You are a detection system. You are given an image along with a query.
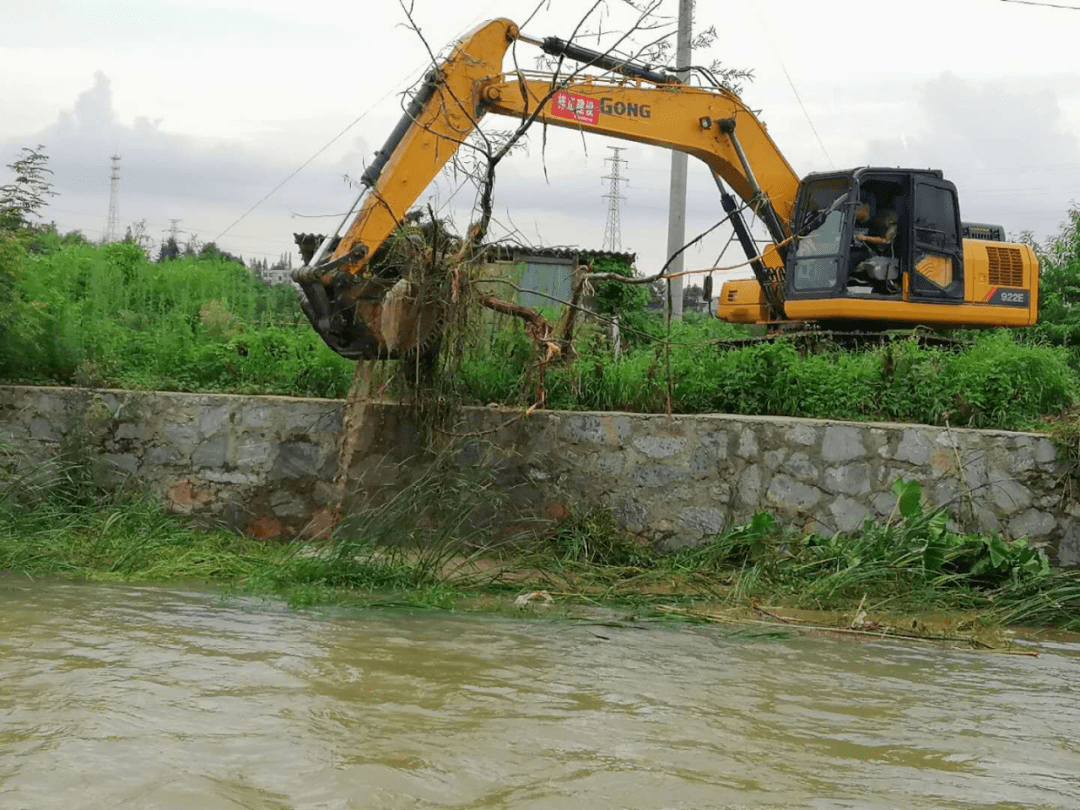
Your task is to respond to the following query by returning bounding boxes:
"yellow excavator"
[293,18,1038,360]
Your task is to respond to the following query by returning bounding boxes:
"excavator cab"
[777,167,1036,329]
[787,168,964,306]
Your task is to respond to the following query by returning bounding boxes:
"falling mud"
[329,359,381,524]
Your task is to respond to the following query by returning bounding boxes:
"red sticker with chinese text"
[550,90,600,125]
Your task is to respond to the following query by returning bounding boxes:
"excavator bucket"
[288,19,522,362]
[293,224,449,362]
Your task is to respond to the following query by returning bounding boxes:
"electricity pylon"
[104,155,121,243]
[602,146,628,252]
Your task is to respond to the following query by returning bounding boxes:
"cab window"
[911,182,963,300]
[790,177,851,293]
[914,184,959,253]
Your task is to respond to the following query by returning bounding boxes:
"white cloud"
[4,0,1080,271]
[1,71,358,257]
[863,73,1080,237]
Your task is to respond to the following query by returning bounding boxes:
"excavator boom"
[293,18,801,358]
[308,18,796,282]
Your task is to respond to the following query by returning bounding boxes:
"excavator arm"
[294,17,800,358]
[482,76,799,236]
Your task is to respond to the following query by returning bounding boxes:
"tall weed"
[668,479,1059,612]
[0,240,352,397]
[0,437,265,580]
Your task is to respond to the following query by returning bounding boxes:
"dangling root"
[478,294,561,409]
[325,359,382,533]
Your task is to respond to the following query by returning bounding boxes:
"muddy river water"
[2,580,1078,809]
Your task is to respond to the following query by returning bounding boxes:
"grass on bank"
[0,234,1076,430]
[456,318,1076,431]
[0,237,354,398]
[0,451,272,581]
[3,444,1078,636]
[527,479,1080,633]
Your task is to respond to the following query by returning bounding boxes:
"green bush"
[0,238,353,397]
[546,504,654,567]
[589,257,649,316]
[544,328,1073,429]
[1027,206,1080,348]
[668,478,1064,615]
[456,324,534,404]
[0,231,27,343]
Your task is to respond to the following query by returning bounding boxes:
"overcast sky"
[3,0,1079,279]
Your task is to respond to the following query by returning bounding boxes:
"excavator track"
[707,329,964,353]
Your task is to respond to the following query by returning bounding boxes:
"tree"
[402,2,754,292]
[123,219,154,257]
[1029,205,1080,346]
[0,145,57,230]
[1,146,57,346]
[198,241,245,267]
[304,4,759,407]
[157,236,181,262]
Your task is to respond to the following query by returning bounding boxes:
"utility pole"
[601,146,628,252]
[665,0,692,323]
[104,154,121,243]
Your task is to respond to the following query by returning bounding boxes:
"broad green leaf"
[892,479,923,519]
[988,536,1009,569]
[927,511,948,540]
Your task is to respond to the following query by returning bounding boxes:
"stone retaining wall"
[1,385,1076,565]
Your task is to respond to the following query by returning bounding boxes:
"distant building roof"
[292,234,636,268]
[486,243,636,266]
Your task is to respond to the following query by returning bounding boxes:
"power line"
[999,0,1080,9]
[213,65,428,244]
[212,116,368,243]
[289,210,350,218]
[751,7,833,169]
[777,60,833,169]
